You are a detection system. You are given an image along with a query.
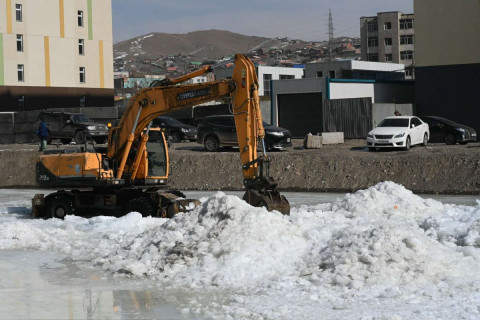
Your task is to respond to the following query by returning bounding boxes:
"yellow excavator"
[31,54,290,219]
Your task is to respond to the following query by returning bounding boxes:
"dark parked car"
[37,111,109,145]
[151,116,198,143]
[419,116,477,145]
[197,115,292,152]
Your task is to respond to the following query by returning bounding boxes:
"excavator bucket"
[243,189,290,215]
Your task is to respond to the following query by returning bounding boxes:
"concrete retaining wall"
[2,148,480,195]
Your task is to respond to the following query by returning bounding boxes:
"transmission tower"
[328,9,334,61]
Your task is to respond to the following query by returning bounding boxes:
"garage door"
[278,93,322,138]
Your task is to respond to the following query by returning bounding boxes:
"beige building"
[360,12,414,78]
[414,0,480,136]
[0,0,113,110]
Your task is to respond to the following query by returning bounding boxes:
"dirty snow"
[0,182,479,319]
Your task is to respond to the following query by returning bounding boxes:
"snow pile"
[0,182,479,293]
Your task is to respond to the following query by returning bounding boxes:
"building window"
[316,71,323,78]
[385,54,393,62]
[329,70,336,78]
[15,4,22,21]
[78,39,84,55]
[384,22,392,30]
[400,50,414,60]
[16,34,23,52]
[263,74,271,96]
[405,68,414,77]
[367,53,378,62]
[79,67,86,83]
[384,38,392,46]
[400,19,414,29]
[78,10,84,27]
[17,64,24,82]
[279,74,294,80]
[367,37,378,47]
[400,35,414,45]
[367,21,377,32]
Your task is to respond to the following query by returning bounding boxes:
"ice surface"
[1,182,479,319]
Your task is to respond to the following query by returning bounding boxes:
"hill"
[113,30,360,78]
[114,29,282,61]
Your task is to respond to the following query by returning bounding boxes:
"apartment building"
[360,12,415,78]
[0,0,114,111]
[414,0,480,135]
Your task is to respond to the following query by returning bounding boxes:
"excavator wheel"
[47,195,75,219]
[243,189,290,215]
[123,197,156,217]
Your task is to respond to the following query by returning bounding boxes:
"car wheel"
[444,133,456,145]
[74,131,86,144]
[123,197,156,217]
[47,196,75,219]
[60,138,71,145]
[189,139,196,142]
[170,132,181,143]
[404,136,411,151]
[204,135,219,152]
[422,133,428,146]
[459,141,468,145]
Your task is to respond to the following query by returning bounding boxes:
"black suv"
[151,116,197,143]
[197,115,292,151]
[38,111,110,145]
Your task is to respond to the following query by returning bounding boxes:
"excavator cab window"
[146,131,167,177]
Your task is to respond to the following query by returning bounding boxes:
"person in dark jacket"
[35,118,48,151]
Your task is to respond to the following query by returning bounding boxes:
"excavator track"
[243,189,290,215]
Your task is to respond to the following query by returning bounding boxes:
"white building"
[257,66,304,96]
[0,0,114,110]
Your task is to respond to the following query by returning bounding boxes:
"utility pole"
[328,9,334,61]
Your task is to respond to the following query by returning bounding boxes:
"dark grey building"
[360,12,415,78]
[414,0,480,136]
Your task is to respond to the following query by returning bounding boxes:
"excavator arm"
[107,54,289,214]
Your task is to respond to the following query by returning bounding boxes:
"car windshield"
[72,114,92,123]
[434,117,459,126]
[159,117,182,126]
[378,118,409,127]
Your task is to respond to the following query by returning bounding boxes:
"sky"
[112,0,414,43]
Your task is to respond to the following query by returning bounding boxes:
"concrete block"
[322,132,344,144]
[15,133,36,144]
[303,134,323,149]
[0,135,16,144]
[81,107,118,119]
[50,107,81,113]
[0,124,14,135]
[16,111,41,122]
[0,112,14,124]
[14,122,36,134]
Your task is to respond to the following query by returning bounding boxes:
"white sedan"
[366,116,430,151]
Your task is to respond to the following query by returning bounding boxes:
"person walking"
[394,110,402,116]
[35,118,48,151]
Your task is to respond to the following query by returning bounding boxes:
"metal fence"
[323,98,372,139]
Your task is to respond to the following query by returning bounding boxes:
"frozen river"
[0,185,479,319]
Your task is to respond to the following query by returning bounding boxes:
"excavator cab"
[145,129,168,178]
